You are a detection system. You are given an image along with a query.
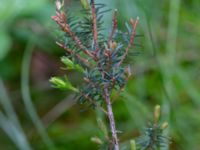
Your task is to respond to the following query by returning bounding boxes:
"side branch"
[108,9,118,46]
[56,42,90,66]
[51,8,96,60]
[80,91,108,115]
[117,17,139,67]
[91,0,99,54]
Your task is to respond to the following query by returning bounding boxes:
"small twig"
[81,92,108,115]
[91,0,99,54]
[56,42,90,66]
[52,9,96,60]
[83,77,100,90]
[117,17,139,67]
[108,9,118,46]
[111,66,132,104]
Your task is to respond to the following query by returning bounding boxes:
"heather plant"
[50,0,169,149]
[135,105,169,150]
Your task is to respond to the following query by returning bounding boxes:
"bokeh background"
[0,0,200,149]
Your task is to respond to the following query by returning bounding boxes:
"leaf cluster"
[136,105,170,150]
[51,0,139,109]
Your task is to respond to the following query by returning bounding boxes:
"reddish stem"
[56,42,90,66]
[117,17,139,67]
[91,0,99,54]
[108,9,118,46]
[51,12,96,60]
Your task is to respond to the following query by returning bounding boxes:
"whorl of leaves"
[136,123,170,150]
[136,105,170,150]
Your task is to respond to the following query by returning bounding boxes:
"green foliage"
[80,0,90,10]
[136,123,169,149]
[97,118,108,139]
[0,0,200,149]
[136,105,169,150]
[0,31,11,61]
[61,56,84,73]
[50,76,79,92]
[91,118,111,150]
[52,1,138,108]
[130,140,136,150]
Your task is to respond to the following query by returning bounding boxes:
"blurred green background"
[0,0,200,149]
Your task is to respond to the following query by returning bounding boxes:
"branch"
[97,57,119,149]
[104,87,119,150]
[56,42,90,66]
[117,17,139,67]
[51,4,96,60]
[108,9,118,46]
[81,92,108,115]
[91,0,99,54]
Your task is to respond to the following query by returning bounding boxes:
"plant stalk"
[104,87,119,150]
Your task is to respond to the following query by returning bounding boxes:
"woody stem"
[104,87,119,150]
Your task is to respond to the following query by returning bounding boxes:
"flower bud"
[154,105,161,123]
[125,66,132,78]
[161,122,169,129]
[109,41,117,50]
[91,136,103,145]
[80,0,90,10]
[61,57,73,68]
[83,77,90,83]
[55,0,63,11]
[50,77,66,88]
[49,76,79,92]
[130,140,136,150]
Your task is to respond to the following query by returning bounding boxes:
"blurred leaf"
[91,136,103,145]
[97,118,109,139]
[0,79,32,150]
[0,0,48,24]
[0,31,11,61]
[22,0,48,14]
[130,140,136,150]
[80,0,90,10]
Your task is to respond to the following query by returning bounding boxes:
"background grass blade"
[0,79,32,150]
[21,38,55,150]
